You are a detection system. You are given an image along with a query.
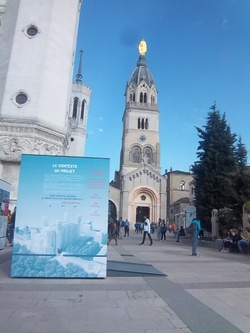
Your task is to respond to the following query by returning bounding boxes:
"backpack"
[186,223,197,235]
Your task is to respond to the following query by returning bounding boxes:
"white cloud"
[220,13,229,31]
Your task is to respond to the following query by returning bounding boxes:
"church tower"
[0,0,84,205]
[110,40,167,223]
[120,40,160,176]
[67,50,92,156]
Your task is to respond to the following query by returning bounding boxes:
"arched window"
[130,94,133,101]
[140,92,143,103]
[138,118,141,129]
[132,147,141,163]
[144,93,147,103]
[138,118,149,129]
[133,93,135,101]
[144,147,152,164]
[72,97,78,118]
[108,200,117,219]
[80,100,85,120]
[180,181,185,190]
[151,95,155,104]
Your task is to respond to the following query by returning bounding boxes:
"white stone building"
[0,0,91,206]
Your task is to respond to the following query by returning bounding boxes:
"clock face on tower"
[139,135,146,142]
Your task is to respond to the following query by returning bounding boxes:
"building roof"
[129,55,156,88]
[167,170,192,175]
[172,197,190,205]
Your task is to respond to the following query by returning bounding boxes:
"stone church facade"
[0,0,91,206]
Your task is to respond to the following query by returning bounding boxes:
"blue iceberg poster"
[11,155,110,278]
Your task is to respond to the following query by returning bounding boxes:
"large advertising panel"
[11,155,110,278]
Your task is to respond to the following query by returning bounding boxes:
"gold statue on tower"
[138,39,147,56]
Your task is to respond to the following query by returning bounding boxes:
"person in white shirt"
[139,216,153,246]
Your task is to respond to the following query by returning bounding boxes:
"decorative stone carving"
[141,154,149,164]
[0,136,64,160]
[0,137,29,158]
[33,141,63,155]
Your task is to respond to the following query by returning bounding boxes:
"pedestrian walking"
[139,215,153,246]
[107,218,117,245]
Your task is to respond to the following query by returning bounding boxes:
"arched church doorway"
[109,200,117,219]
[136,206,150,222]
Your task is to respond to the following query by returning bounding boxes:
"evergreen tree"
[235,136,248,170]
[231,137,250,220]
[192,103,237,229]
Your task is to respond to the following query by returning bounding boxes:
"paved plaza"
[1,231,250,333]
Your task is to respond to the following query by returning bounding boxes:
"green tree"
[192,103,237,230]
[231,137,250,220]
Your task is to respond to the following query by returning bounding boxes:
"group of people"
[107,214,250,258]
[108,215,153,246]
[156,218,167,241]
[107,217,130,245]
[218,227,250,254]
[134,221,145,234]
[108,215,202,256]
[5,207,16,246]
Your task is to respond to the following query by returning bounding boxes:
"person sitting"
[176,226,186,242]
[238,227,250,253]
[217,230,231,252]
[221,228,241,253]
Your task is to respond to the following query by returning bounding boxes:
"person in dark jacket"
[222,228,241,253]
[176,226,186,242]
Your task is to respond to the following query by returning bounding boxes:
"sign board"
[185,205,196,226]
[11,155,110,278]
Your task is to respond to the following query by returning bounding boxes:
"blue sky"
[74,0,250,179]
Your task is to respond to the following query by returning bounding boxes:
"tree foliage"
[192,103,250,230]
[231,138,250,219]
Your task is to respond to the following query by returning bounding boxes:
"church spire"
[76,49,83,83]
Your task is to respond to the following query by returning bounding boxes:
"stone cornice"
[0,117,67,138]
[0,121,69,161]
